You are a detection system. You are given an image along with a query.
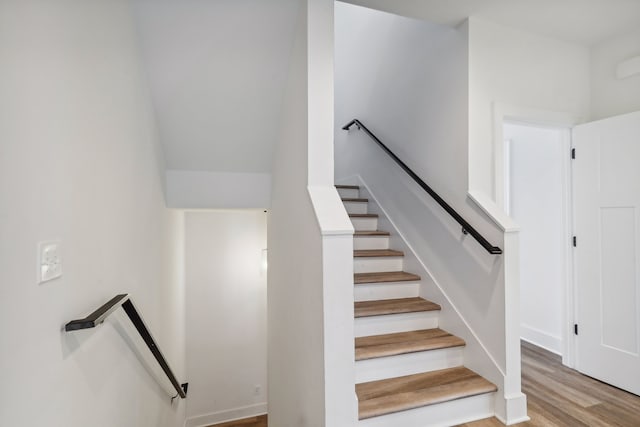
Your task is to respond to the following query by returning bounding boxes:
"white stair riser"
[354,236,389,250]
[356,347,464,383]
[354,257,403,273]
[357,393,495,427]
[343,201,368,214]
[355,311,439,337]
[354,282,419,302]
[337,188,359,198]
[350,217,378,231]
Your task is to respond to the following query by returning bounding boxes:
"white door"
[573,111,640,395]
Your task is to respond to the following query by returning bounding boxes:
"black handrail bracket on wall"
[65,294,188,399]
[342,119,502,255]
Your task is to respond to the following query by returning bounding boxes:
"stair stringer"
[339,175,528,425]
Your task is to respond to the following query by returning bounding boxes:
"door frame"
[492,102,582,368]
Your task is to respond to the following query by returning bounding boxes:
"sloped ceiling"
[343,0,640,46]
[133,0,639,176]
[132,0,299,173]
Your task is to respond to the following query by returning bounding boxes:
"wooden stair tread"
[355,297,440,318]
[354,230,390,236]
[342,197,368,202]
[336,184,359,189]
[354,249,403,257]
[349,213,378,218]
[355,271,420,284]
[356,367,497,420]
[355,328,465,361]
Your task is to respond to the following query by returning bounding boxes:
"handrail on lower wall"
[342,119,502,255]
[65,294,188,399]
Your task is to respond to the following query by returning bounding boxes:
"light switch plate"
[39,241,62,283]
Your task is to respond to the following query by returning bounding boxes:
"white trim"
[307,185,355,236]
[494,393,530,426]
[467,190,520,233]
[562,130,577,368]
[492,102,582,211]
[495,106,578,368]
[521,325,563,355]
[185,403,267,427]
[504,138,512,215]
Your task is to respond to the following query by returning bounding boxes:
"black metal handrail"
[66,294,188,399]
[342,119,502,255]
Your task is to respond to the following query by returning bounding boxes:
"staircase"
[337,184,498,427]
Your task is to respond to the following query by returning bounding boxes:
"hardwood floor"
[206,415,267,427]
[206,342,640,427]
[459,341,640,426]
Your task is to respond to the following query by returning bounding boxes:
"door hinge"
[573,236,577,247]
[571,148,576,159]
[574,324,579,335]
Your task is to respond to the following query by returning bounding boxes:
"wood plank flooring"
[206,415,267,427]
[458,341,640,426]
[354,297,441,317]
[356,366,497,420]
[355,328,465,360]
[354,271,420,284]
[353,249,404,257]
[354,230,390,236]
[206,341,640,427]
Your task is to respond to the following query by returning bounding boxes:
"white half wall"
[468,18,590,199]
[0,1,186,426]
[591,28,640,120]
[166,170,271,209]
[184,211,267,427]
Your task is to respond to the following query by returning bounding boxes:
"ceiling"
[132,0,639,175]
[343,0,640,46]
[132,0,299,173]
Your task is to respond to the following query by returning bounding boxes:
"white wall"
[267,3,326,426]
[468,18,590,199]
[591,28,640,120]
[335,3,471,207]
[166,171,271,209]
[505,123,566,354]
[184,211,267,427]
[0,1,186,426]
[269,1,356,425]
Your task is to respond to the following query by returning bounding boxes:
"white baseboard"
[185,403,267,427]
[521,324,562,355]
[495,392,529,426]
